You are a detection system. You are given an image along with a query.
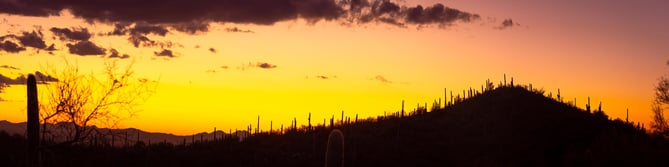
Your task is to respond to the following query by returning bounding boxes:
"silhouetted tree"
[651,102,668,134]
[653,73,669,137]
[39,60,156,145]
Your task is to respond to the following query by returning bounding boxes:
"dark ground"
[2,87,668,167]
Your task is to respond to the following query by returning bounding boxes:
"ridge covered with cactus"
[1,81,668,167]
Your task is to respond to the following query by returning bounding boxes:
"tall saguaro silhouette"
[27,74,40,167]
[325,129,344,167]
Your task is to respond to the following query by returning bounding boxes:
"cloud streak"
[66,41,106,55]
[154,49,175,58]
[50,27,92,41]
[257,62,277,69]
[0,71,58,85]
[0,65,20,70]
[374,75,392,83]
[496,19,519,29]
[0,0,481,31]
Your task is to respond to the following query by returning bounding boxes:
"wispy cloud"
[0,65,20,70]
[154,49,175,58]
[496,19,519,30]
[257,62,277,69]
[107,48,130,59]
[374,75,392,84]
[308,75,337,80]
[225,27,254,33]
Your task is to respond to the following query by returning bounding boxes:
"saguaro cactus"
[626,108,629,123]
[586,96,591,113]
[401,100,405,117]
[325,129,344,167]
[510,77,514,87]
[308,112,311,131]
[27,74,40,167]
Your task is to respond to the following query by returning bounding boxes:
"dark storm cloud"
[172,22,209,34]
[109,23,168,36]
[17,31,47,49]
[130,24,169,36]
[0,0,481,29]
[0,31,48,50]
[106,23,182,48]
[154,49,174,58]
[0,41,25,53]
[66,41,106,55]
[50,27,92,41]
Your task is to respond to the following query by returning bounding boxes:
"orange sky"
[1,0,668,135]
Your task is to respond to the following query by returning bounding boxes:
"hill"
[1,86,668,167]
[0,120,249,146]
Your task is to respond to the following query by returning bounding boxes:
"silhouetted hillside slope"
[345,87,665,166]
[1,87,667,167]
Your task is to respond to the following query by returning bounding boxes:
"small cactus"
[626,108,629,123]
[586,97,591,113]
[401,100,405,117]
[510,77,514,87]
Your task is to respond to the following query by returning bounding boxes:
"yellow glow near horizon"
[1,1,668,135]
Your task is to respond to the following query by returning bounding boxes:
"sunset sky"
[1,0,668,135]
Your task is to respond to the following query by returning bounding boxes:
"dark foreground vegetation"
[2,87,669,167]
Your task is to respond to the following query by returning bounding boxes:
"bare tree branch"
[39,59,156,145]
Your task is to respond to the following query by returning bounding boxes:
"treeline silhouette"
[2,78,669,167]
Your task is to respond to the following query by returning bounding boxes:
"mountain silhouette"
[1,86,667,167]
[0,121,248,146]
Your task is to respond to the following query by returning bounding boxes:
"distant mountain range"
[0,120,249,145]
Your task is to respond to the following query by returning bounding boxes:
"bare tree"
[652,75,669,137]
[39,60,156,145]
